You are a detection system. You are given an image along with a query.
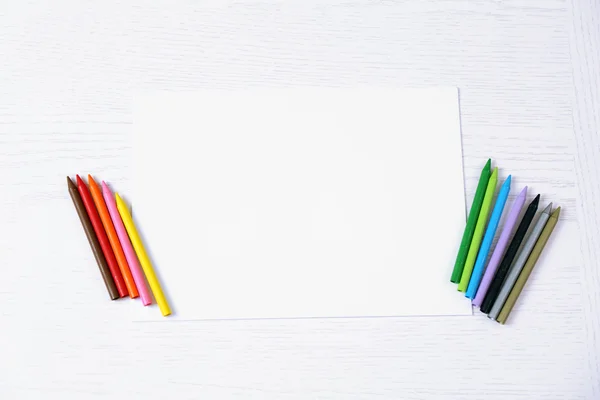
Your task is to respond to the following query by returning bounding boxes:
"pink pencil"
[102,182,153,306]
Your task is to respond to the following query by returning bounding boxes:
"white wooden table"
[1,1,599,399]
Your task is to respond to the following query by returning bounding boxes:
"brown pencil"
[67,176,119,300]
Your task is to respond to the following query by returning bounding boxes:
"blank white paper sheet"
[132,87,472,320]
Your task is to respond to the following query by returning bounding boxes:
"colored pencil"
[458,167,499,291]
[480,194,540,313]
[497,207,560,324]
[465,176,512,298]
[67,177,119,300]
[116,193,171,316]
[488,203,553,320]
[102,182,153,306]
[88,175,139,298]
[473,186,528,306]
[76,175,127,298]
[451,159,492,283]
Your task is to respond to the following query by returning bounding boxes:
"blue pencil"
[465,175,512,299]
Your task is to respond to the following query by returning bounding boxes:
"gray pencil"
[488,202,553,320]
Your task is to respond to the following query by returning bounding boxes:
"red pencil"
[76,175,127,297]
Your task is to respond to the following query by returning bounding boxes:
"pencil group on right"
[450,159,560,324]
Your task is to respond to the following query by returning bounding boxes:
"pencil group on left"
[67,175,171,316]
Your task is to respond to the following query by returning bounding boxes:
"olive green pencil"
[451,159,492,283]
[458,167,498,291]
[497,207,561,324]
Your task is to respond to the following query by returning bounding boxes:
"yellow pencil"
[115,193,171,317]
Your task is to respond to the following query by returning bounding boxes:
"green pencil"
[458,167,498,291]
[450,159,492,283]
[497,207,560,324]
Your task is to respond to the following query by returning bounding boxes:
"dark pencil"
[67,177,119,300]
[497,207,561,324]
[479,194,540,314]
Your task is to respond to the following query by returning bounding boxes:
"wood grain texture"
[0,0,597,398]
[568,0,600,398]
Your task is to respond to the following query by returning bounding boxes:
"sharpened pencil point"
[532,194,540,206]
[517,186,528,198]
[552,207,561,218]
[67,176,80,193]
[543,203,553,214]
[76,174,85,186]
[101,182,111,196]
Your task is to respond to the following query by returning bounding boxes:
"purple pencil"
[472,186,528,307]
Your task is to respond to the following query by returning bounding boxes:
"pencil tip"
[543,203,553,213]
[484,159,491,170]
[552,207,561,218]
[519,186,528,197]
[87,174,96,184]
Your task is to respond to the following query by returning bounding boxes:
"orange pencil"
[88,175,139,298]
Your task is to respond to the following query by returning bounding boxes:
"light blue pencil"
[465,175,512,299]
